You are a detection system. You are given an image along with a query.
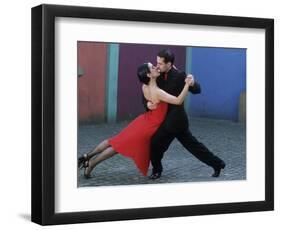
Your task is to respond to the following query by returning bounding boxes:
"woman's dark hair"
[137,63,151,85]
[157,49,175,64]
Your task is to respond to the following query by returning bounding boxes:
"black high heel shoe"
[78,153,90,169]
[83,160,93,179]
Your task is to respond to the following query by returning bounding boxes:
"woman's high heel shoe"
[78,153,90,169]
[83,160,92,179]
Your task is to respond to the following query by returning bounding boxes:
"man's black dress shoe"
[149,172,162,180]
[212,161,226,177]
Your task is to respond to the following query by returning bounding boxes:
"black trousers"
[150,124,224,174]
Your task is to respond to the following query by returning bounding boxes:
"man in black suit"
[143,49,225,179]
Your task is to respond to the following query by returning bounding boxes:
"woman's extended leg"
[78,140,111,168]
[86,139,110,158]
[84,146,117,178]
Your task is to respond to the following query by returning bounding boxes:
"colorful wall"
[117,44,186,121]
[186,47,246,121]
[78,42,107,122]
[77,42,246,123]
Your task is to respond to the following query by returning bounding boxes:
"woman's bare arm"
[155,78,191,105]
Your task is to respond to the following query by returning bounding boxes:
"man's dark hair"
[157,49,175,64]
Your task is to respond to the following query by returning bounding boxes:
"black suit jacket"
[142,67,201,133]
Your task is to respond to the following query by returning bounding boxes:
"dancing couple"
[78,49,225,179]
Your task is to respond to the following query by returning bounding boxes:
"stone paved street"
[78,117,246,187]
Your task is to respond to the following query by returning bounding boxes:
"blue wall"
[187,47,246,121]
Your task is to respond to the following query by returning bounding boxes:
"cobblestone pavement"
[77,117,246,187]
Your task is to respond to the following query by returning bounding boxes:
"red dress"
[108,102,168,176]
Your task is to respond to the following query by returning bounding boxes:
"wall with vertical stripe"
[106,44,119,123]
[77,42,246,123]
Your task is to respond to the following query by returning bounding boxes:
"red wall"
[78,42,107,123]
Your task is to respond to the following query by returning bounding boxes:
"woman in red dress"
[78,62,193,178]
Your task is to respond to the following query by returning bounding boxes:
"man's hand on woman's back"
[147,101,158,110]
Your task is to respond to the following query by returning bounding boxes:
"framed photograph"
[31,4,274,225]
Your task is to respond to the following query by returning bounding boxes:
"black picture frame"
[31,4,274,226]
